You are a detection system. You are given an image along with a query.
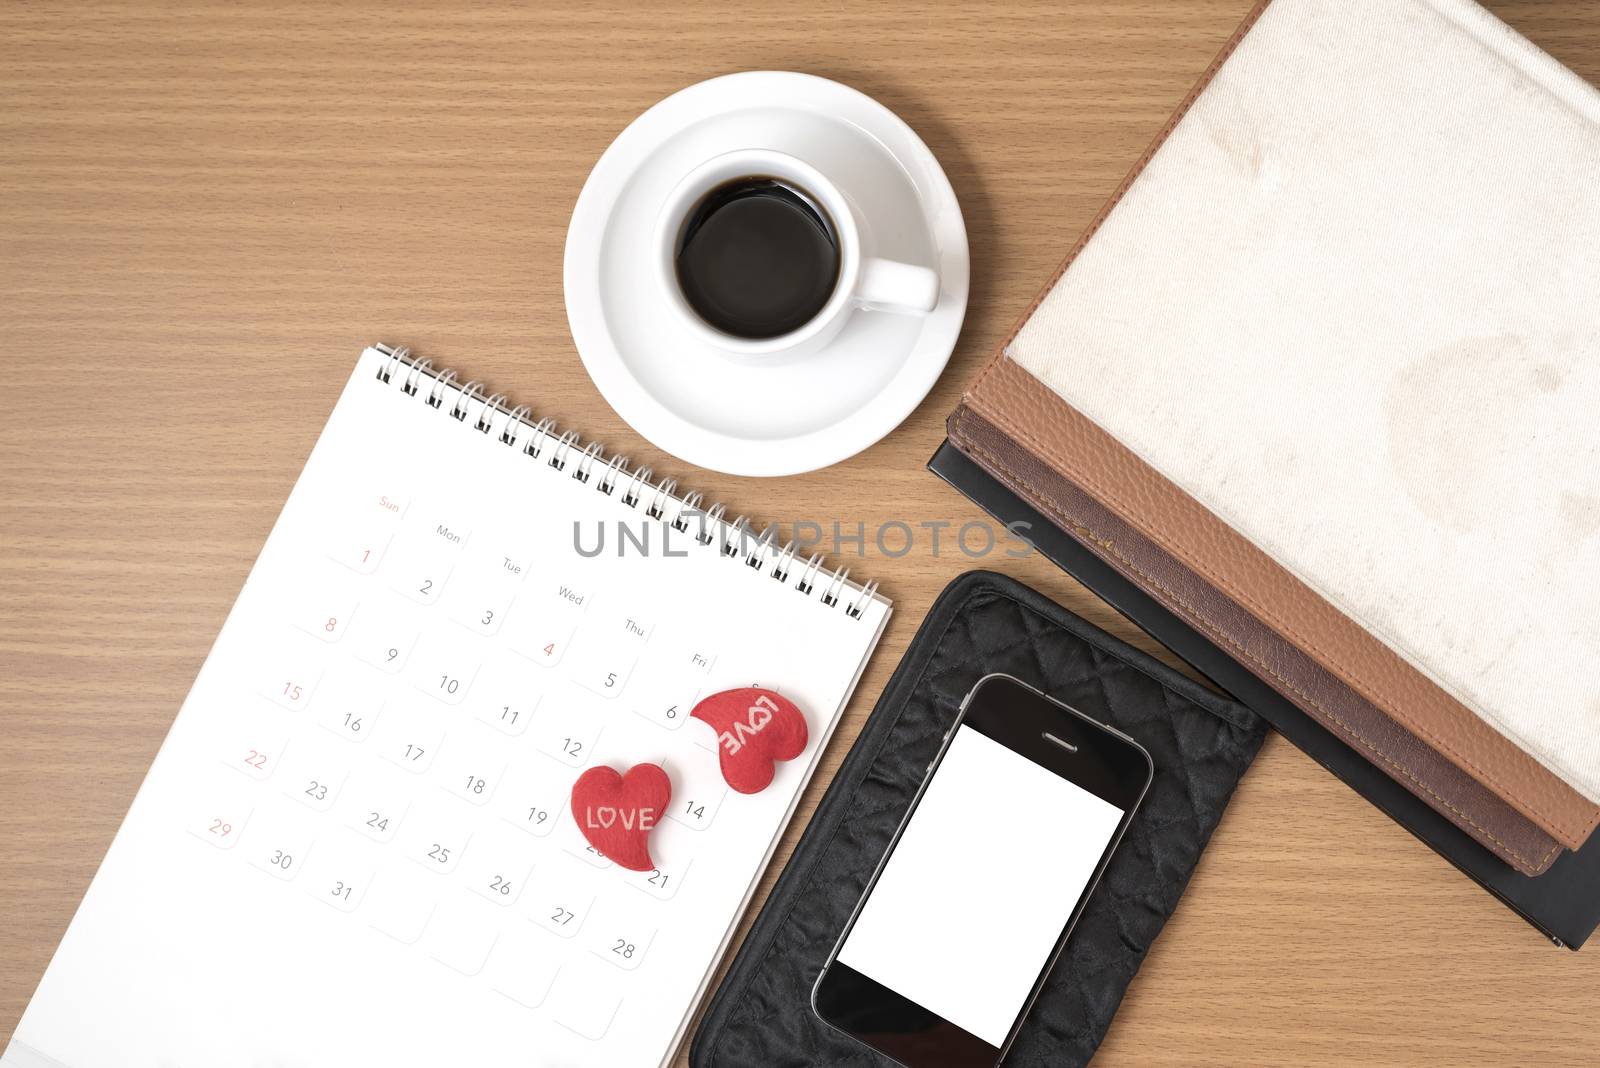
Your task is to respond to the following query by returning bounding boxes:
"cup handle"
[855,257,940,315]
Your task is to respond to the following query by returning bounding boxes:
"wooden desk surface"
[2,2,1596,1064]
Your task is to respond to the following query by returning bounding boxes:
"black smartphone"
[811,673,1154,1067]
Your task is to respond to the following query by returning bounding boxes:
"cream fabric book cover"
[1007,0,1600,800]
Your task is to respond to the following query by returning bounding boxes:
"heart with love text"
[569,762,672,871]
[690,687,809,795]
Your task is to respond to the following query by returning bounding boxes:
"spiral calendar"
[2,346,890,1068]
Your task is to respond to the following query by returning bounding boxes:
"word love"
[718,694,780,755]
[570,763,671,871]
[581,806,657,832]
[691,688,808,795]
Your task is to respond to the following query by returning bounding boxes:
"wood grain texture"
[1,2,1596,1064]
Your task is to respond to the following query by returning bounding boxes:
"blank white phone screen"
[836,724,1125,1047]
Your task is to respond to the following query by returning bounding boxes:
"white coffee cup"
[654,148,941,359]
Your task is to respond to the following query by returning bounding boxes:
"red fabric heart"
[691,687,809,795]
[569,763,671,872]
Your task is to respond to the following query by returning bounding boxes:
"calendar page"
[2,348,889,1068]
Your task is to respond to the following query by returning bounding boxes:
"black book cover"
[930,439,1600,950]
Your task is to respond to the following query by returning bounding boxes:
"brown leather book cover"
[946,0,1600,874]
[950,404,1564,874]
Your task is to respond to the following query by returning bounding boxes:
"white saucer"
[564,71,969,477]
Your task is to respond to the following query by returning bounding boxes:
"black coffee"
[674,177,840,340]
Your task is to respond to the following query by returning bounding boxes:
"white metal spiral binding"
[549,429,579,471]
[372,343,880,619]
[770,540,797,583]
[403,358,434,396]
[820,566,849,608]
[674,492,704,534]
[573,441,603,483]
[722,515,750,557]
[598,454,627,495]
[477,393,510,434]
[622,465,652,508]
[795,553,824,595]
[698,503,725,547]
[500,405,532,446]
[646,479,676,520]
[451,381,485,422]
[427,370,458,408]
[744,525,776,570]
[526,417,557,459]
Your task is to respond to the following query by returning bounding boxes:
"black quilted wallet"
[690,571,1265,1067]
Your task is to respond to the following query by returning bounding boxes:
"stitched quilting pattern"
[691,573,1264,1068]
